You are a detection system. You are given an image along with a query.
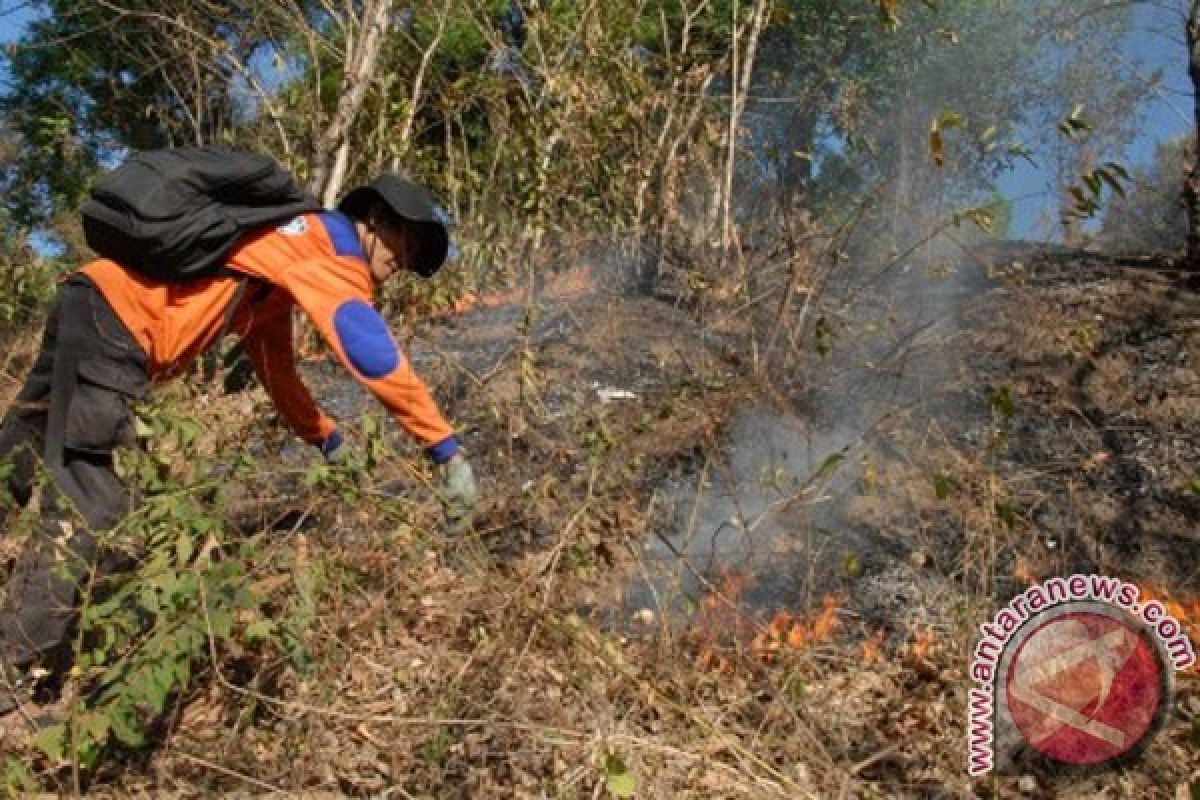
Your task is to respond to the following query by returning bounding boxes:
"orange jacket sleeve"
[239,300,338,446]
[277,255,459,462]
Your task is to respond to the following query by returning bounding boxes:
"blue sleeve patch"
[318,211,367,261]
[333,300,401,379]
[427,436,460,464]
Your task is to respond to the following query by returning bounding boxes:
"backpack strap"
[222,277,250,335]
[215,270,254,344]
[207,269,273,374]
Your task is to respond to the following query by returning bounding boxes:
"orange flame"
[811,595,839,641]
[689,568,752,674]
[908,627,936,661]
[1135,584,1200,671]
[446,287,523,315]
[700,570,747,615]
[1012,555,1037,586]
[750,595,841,663]
[442,265,594,316]
[860,628,886,664]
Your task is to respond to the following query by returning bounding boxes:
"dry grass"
[2,248,1199,799]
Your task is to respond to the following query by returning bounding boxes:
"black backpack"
[81,146,322,280]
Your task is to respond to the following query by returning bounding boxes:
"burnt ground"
[284,242,1198,796]
[843,244,1200,589]
[3,242,1198,797]
[289,240,1199,797]
[973,246,1200,588]
[833,243,1200,797]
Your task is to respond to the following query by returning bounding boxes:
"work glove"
[318,431,347,464]
[440,455,479,532]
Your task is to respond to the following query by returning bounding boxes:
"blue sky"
[1,1,1196,243]
[998,2,1194,238]
[0,1,33,51]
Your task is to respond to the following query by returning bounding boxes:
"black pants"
[0,275,148,673]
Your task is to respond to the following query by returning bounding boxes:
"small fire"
[1136,583,1200,669]
[700,569,747,616]
[750,595,840,663]
[446,287,524,315]
[691,568,752,674]
[907,627,936,661]
[442,264,594,316]
[1012,555,1038,586]
[860,628,886,663]
[856,627,941,667]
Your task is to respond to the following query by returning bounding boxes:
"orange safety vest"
[79,211,458,460]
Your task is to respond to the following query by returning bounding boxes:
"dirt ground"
[2,243,1198,798]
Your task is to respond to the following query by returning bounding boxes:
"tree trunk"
[391,0,450,171]
[310,0,394,205]
[720,0,772,277]
[1183,0,1200,270]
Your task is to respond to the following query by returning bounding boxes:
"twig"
[174,750,284,793]
[849,742,902,776]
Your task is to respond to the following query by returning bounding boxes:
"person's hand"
[318,431,347,464]
[440,453,478,532]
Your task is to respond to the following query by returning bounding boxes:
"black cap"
[338,174,450,277]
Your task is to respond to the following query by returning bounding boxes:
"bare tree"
[1184,0,1200,269]
[309,0,395,205]
[721,0,772,279]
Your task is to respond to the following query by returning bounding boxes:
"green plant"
[0,247,56,328]
[29,405,280,776]
[0,758,38,797]
[602,752,637,798]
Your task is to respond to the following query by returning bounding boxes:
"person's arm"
[239,301,339,450]
[279,257,459,463]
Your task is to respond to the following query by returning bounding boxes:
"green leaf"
[935,109,964,130]
[1095,167,1127,198]
[33,723,68,763]
[138,585,160,614]
[930,128,945,167]
[109,708,146,748]
[955,206,995,233]
[1007,143,1037,168]
[816,451,846,479]
[79,711,111,747]
[929,110,962,168]
[783,670,807,703]
[995,501,1018,529]
[1105,161,1131,180]
[208,606,234,640]
[934,474,953,500]
[604,754,636,798]
[176,531,194,564]
[245,618,276,641]
[1,757,38,792]
[987,386,1014,419]
[134,414,153,438]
